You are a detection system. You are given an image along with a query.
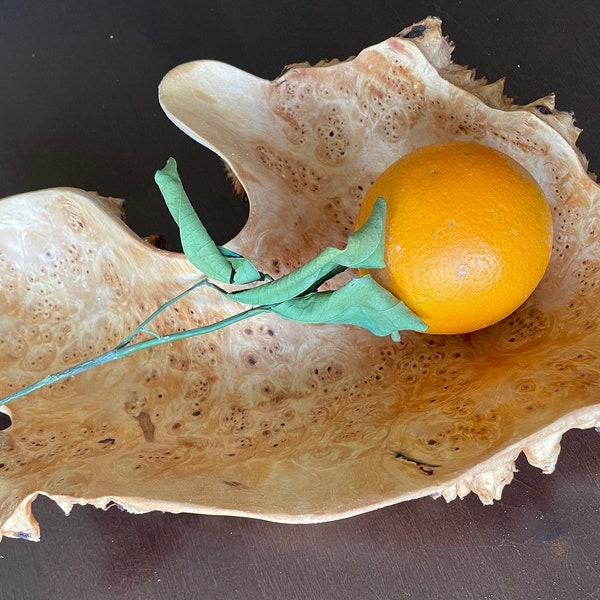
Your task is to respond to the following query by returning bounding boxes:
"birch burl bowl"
[1,18,598,541]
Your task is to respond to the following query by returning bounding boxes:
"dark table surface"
[1,2,599,599]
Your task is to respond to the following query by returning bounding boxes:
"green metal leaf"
[272,275,428,341]
[228,197,387,306]
[154,158,261,284]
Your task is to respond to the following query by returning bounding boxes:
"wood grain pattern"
[0,1,599,599]
[1,18,599,540]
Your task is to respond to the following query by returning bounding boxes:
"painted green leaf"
[154,160,426,341]
[272,275,428,341]
[228,197,387,306]
[154,158,261,284]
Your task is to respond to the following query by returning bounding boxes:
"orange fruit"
[356,142,554,335]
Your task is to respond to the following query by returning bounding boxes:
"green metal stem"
[0,305,269,407]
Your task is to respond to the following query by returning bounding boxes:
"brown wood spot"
[135,412,155,443]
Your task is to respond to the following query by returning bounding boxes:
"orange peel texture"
[356,142,554,334]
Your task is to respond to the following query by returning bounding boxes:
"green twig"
[0,163,425,409]
[116,278,210,348]
[0,305,269,407]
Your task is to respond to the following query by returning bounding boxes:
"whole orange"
[356,142,554,335]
